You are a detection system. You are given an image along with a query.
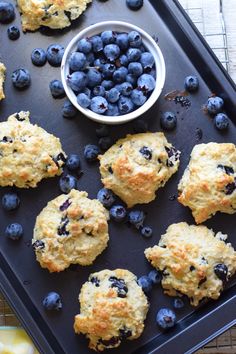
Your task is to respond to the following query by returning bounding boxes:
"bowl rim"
[61,20,166,124]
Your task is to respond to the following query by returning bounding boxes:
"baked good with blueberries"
[0,111,66,188]
[74,269,149,352]
[145,222,236,306]
[0,61,6,100]
[99,132,180,207]
[178,143,236,224]
[17,0,92,32]
[33,189,109,272]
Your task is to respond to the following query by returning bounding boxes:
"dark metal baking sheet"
[0,0,236,353]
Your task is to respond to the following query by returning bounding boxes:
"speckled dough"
[17,0,92,31]
[99,132,180,208]
[145,222,236,306]
[74,269,149,352]
[33,189,109,272]
[178,143,236,224]
[0,62,6,101]
[0,111,66,188]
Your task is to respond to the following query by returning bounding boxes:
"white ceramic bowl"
[61,21,166,125]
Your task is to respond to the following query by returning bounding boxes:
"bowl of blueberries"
[61,21,166,124]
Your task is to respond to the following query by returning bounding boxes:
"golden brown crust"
[0,62,6,101]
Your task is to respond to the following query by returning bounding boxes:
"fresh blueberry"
[140,52,155,71]
[59,174,77,193]
[214,263,228,281]
[128,210,145,229]
[214,113,229,131]
[207,96,224,115]
[93,85,106,97]
[141,226,153,238]
[96,124,109,138]
[104,44,121,61]
[2,192,20,211]
[86,52,95,65]
[76,38,92,54]
[90,96,108,114]
[120,82,133,96]
[101,80,114,90]
[69,52,86,71]
[98,136,113,150]
[137,74,156,92]
[7,25,20,40]
[49,80,65,98]
[184,75,199,92]
[43,292,62,311]
[118,54,129,67]
[138,275,153,293]
[172,297,185,309]
[160,112,177,131]
[82,87,92,98]
[110,205,127,222]
[105,103,119,116]
[126,48,142,62]
[77,93,91,108]
[115,33,129,51]
[67,71,88,92]
[5,223,23,240]
[12,68,31,89]
[62,99,77,118]
[0,2,15,23]
[126,0,143,10]
[84,144,100,162]
[133,119,148,133]
[94,58,105,71]
[156,308,176,330]
[97,188,115,208]
[114,84,123,93]
[31,48,47,66]
[126,73,137,86]
[128,31,142,48]
[101,30,116,44]
[66,154,80,171]
[128,62,143,77]
[148,270,162,285]
[87,68,102,88]
[106,87,120,103]
[90,35,103,53]
[113,67,128,83]
[46,44,64,67]
[102,63,116,79]
[131,89,147,106]
[118,96,134,114]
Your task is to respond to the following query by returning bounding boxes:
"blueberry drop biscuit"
[17,0,92,32]
[99,132,180,207]
[178,143,236,223]
[145,222,236,306]
[0,62,6,101]
[74,269,149,351]
[33,189,109,272]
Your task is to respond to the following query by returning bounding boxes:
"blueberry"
[126,73,137,86]
[110,205,127,222]
[46,44,64,67]
[131,89,147,106]
[5,223,23,240]
[69,52,86,71]
[101,80,114,90]
[31,48,47,66]
[128,210,145,229]
[7,25,20,40]
[77,93,91,108]
[49,80,65,98]
[97,188,115,208]
[126,0,143,10]
[67,71,88,92]
[12,68,31,89]
[87,68,102,88]
[94,58,105,71]
[172,297,185,309]
[104,44,121,61]
[207,96,224,115]
[105,103,119,116]
[120,82,133,96]
[128,62,143,77]
[148,270,162,285]
[156,308,176,330]
[82,87,92,98]
[184,75,199,92]
[214,113,229,131]
[118,54,129,67]
[138,275,152,293]
[160,111,177,131]
[214,264,228,281]
[91,35,103,53]
[102,63,116,79]
[128,31,142,48]
[86,52,95,65]
[98,136,113,150]
[90,96,108,114]
[126,48,142,62]
[62,99,77,118]
[2,192,20,211]
[0,2,15,23]
[141,226,153,238]
[43,292,62,311]
[115,33,129,51]
[101,30,116,44]
[96,124,109,138]
[66,154,80,171]
[59,174,77,193]
[118,96,134,114]
[114,84,123,93]
[76,38,92,54]
[93,85,106,97]
[140,146,152,160]
[106,88,120,103]
[140,52,155,70]
[113,67,128,84]
[133,119,148,133]
[84,144,100,162]
[137,74,156,92]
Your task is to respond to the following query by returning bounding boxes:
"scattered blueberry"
[76,38,92,54]
[126,0,143,11]
[156,308,176,330]
[138,275,153,293]
[62,99,77,118]
[140,52,155,71]
[84,144,100,162]
[12,68,31,89]
[104,44,121,61]
[184,75,199,93]
[5,223,23,240]
[46,44,64,67]
[93,85,106,97]
[131,89,147,106]
[160,111,177,131]
[141,226,153,238]
[128,62,143,77]
[128,31,142,48]
[43,292,62,311]
[172,297,185,309]
[128,210,145,229]
[133,119,148,133]
[0,2,15,23]
[49,80,65,98]
[101,30,116,45]
[66,154,80,171]
[106,87,120,103]
[118,96,134,114]
[77,92,91,108]
[148,270,162,285]
[7,25,20,40]
[214,113,229,131]
[31,48,47,66]
[67,71,88,92]
[110,205,127,222]
[2,192,20,211]
[137,73,155,92]
[98,136,113,150]
[59,174,77,193]
[96,124,109,138]
[90,96,108,114]
[116,33,129,51]
[69,52,86,71]
[206,96,224,115]
[97,188,116,208]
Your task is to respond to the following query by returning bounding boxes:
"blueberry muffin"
[145,222,236,306]
[0,62,6,101]
[17,0,92,31]
[0,111,66,188]
[33,189,109,272]
[178,143,236,223]
[74,269,149,351]
[99,132,180,207]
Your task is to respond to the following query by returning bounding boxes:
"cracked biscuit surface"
[99,132,180,208]
[17,0,92,31]
[145,222,236,306]
[33,189,109,272]
[74,269,149,352]
[0,111,66,188]
[178,143,236,223]
[0,62,6,101]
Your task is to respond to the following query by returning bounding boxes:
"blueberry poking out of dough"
[139,146,152,160]
[214,264,228,281]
